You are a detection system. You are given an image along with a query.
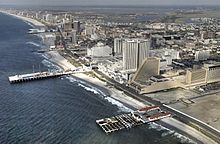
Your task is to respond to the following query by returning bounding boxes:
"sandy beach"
[1,11,218,144]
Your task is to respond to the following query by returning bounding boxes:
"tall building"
[122,39,150,71]
[72,21,80,33]
[63,22,72,32]
[71,30,77,45]
[114,38,123,55]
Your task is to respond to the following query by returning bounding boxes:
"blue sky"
[0,0,220,6]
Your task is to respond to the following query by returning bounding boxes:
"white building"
[71,30,77,45]
[114,38,123,55]
[87,42,112,58]
[122,39,150,71]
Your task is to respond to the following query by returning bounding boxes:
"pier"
[96,106,171,134]
[8,71,73,83]
[8,67,91,83]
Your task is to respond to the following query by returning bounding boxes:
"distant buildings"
[45,14,53,22]
[122,39,150,71]
[85,24,96,36]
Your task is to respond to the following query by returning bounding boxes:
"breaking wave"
[66,76,132,112]
[41,59,62,71]
[24,21,34,28]
[26,41,42,48]
[149,122,195,144]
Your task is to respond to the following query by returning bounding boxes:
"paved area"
[146,88,199,104]
[169,92,220,131]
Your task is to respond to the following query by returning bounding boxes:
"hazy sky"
[0,0,220,6]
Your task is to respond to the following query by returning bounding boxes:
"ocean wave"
[26,41,42,48]
[66,76,132,112]
[66,76,107,96]
[149,122,167,131]
[24,21,34,28]
[41,59,62,71]
[78,83,100,95]
[149,122,195,143]
[173,132,196,144]
[104,97,133,112]
[161,130,175,137]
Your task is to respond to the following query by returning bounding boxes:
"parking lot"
[170,92,220,131]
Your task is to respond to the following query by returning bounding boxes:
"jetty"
[96,106,171,134]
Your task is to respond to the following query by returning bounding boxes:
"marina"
[96,106,171,134]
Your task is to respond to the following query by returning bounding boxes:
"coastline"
[0,10,45,27]
[1,10,218,144]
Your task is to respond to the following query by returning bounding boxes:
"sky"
[0,0,220,6]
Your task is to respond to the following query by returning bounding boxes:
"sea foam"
[66,76,132,113]
[26,41,42,48]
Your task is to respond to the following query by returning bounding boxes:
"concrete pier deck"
[96,106,171,134]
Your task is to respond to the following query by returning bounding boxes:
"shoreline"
[1,10,218,144]
[0,10,45,27]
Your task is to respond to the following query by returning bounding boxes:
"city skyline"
[1,0,220,6]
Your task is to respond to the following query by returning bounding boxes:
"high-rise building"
[72,21,80,33]
[71,30,77,45]
[114,38,123,55]
[63,22,72,32]
[122,39,150,71]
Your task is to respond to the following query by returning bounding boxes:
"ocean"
[0,12,194,144]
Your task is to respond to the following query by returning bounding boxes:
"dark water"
[0,13,193,144]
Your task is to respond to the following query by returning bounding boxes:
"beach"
[1,10,218,144]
